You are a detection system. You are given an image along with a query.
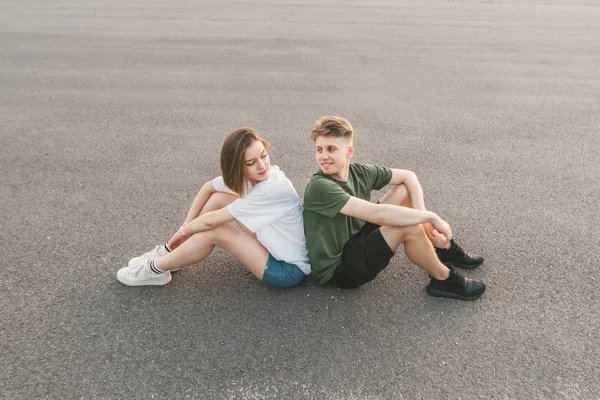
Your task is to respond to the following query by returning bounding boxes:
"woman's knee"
[201,192,238,214]
[206,223,239,245]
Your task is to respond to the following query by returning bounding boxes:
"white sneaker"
[117,261,172,286]
[128,244,169,267]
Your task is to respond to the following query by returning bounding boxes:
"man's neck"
[328,164,350,182]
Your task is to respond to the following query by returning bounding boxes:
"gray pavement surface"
[2,1,599,399]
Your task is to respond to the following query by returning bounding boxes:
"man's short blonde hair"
[311,116,354,142]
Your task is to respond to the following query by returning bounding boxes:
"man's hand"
[430,217,452,248]
[422,222,437,240]
[423,222,449,248]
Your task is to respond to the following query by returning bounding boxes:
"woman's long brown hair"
[220,127,270,197]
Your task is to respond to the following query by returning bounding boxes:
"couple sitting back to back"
[118,116,486,300]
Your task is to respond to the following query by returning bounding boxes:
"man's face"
[314,135,353,180]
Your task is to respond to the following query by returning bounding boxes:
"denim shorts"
[262,254,305,288]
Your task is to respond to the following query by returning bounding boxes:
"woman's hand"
[167,224,190,251]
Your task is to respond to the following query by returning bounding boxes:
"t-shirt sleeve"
[212,176,237,195]
[226,184,296,232]
[303,177,351,219]
[362,164,393,191]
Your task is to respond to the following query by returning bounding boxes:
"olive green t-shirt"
[303,163,392,285]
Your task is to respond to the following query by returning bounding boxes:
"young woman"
[117,127,311,288]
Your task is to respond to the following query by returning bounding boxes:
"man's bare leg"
[379,184,484,270]
[379,183,411,207]
[379,184,449,249]
[378,223,485,300]
[379,224,449,280]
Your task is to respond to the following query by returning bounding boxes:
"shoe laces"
[149,244,162,255]
[447,268,466,287]
[138,245,161,261]
[449,240,467,258]
[127,263,146,276]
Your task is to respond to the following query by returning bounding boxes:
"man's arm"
[388,169,426,210]
[387,168,448,242]
[339,196,452,244]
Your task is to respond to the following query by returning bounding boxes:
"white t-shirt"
[212,166,311,275]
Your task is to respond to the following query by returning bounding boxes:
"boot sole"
[426,285,485,301]
[442,261,484,270]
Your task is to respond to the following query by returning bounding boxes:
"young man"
[303,116,486,300]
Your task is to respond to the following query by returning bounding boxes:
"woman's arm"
[180,207,236,235]
[183,180,218,223]
[168,179,236,251]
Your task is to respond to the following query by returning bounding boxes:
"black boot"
[426,267,486,301]
[435,239,484,269]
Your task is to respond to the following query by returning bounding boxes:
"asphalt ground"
[1,1,599,399]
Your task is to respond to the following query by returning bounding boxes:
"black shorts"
[332,221,395,289]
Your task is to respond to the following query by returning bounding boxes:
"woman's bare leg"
[156,224,269,279]
[167,192,238,251]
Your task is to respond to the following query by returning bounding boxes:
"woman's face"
[243,140,270,186]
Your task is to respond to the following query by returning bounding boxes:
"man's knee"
[392,223,424,241]
[395,183,408,194]
[380,223,423,249]
[404,223,425,239]
[380,184,411,207]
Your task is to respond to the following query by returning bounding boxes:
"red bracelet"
[178,225,190,238]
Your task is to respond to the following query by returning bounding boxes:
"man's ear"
[348,145,354,159]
